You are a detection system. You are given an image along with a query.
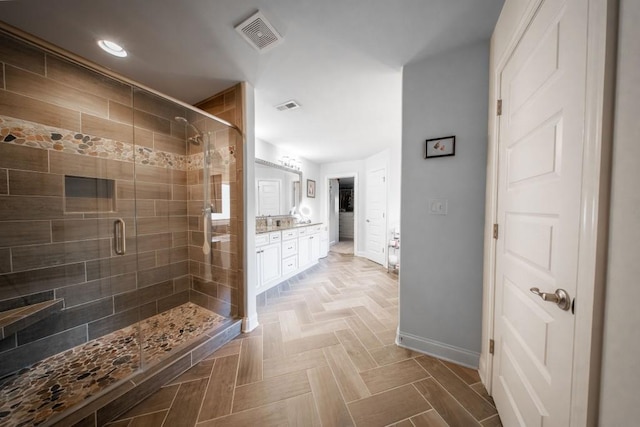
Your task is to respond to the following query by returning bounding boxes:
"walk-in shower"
[0,28,243,426]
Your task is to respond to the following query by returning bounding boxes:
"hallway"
[329,240,354,255]
[111,253,501,426]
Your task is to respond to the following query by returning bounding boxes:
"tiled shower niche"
[0,29,244,426]
[64,176,116,213]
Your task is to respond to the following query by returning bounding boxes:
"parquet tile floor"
[329,241,354,255]
[111,252,502,427]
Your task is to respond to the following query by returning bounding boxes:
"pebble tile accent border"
[187,147,236,171]
[0,115,201,170]
[0,303,225,427]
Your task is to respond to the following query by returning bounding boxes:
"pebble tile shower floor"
[0,303,226,426]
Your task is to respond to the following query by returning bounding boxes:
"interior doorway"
[327,175,357,255]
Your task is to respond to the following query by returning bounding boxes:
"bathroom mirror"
[255,159,302,216]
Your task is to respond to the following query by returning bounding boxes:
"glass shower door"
[0,41,143,424]
[132,87,192,368]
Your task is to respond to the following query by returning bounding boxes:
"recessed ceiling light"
[97,40,127,58]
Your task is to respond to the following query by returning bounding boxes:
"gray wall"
[599,0,640,422]
[399,41,488,367]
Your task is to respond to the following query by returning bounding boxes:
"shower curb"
[46,318,242,427]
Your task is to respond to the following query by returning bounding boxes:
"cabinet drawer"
[297,227,308,236]
[255,233,269,246]
[282,255,298,275]
[282,229,298,240]
[311,225,322,233]
[269,232,281,243]
[282,239,298,258]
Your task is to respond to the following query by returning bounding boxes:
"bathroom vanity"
[254,157,327,292]
[256,223,325,291]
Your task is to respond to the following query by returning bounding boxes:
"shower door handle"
[114,218,126,255]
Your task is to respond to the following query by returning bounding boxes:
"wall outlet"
[428,199,448,215]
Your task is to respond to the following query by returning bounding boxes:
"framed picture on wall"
[425,135,456,158]
[307,179,316,198]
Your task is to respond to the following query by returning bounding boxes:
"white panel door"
[365,167,386,265]
[257,179,280,216]
[492,0,588,425]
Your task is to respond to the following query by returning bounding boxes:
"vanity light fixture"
[97,40,128,58]
[278,156,301,171]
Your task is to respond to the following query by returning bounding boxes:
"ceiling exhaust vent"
[235,11,283,53]
[275,100,301,111]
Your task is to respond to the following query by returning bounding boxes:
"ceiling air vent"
[235,11,283,53]
[275,100,301,111]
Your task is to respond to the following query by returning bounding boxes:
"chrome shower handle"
[114,218,126,255]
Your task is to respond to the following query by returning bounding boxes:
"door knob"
[530,287,571,311]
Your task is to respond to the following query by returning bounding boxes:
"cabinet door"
[310,233,321,262]
[261,242,282,287]
[298,235,311,268]
[282,255,298,276]
[282,239,298,259]
[256,248,263,288]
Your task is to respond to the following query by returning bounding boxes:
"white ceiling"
[0,0,503,164]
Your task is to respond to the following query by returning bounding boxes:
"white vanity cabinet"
[255,224,323,293]
[311,225,322,260]
[281,229,299,276]
[298,225,321,269]
[256,232,282,290]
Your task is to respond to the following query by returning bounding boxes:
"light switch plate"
[428,199,448,215]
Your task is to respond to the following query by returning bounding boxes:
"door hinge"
[493,224,499,239]
[489,339,495,355]
[497,99,502,116]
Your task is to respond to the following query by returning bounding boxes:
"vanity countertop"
[256,222,323,234]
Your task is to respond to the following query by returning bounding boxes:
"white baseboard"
[396,330,480,369]
[242,314,259,333]
[478,353,488,385]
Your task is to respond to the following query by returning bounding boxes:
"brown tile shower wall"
[193,85,245,318]
[0,32,192,376]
